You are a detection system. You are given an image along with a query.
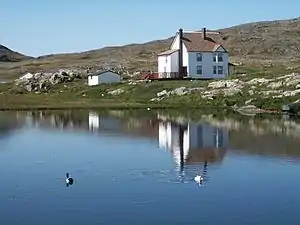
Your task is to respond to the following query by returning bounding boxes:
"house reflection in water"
[89,111,100,132]
[88,111,122,133]
[158,119,229,169]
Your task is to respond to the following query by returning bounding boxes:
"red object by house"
[141,72,159,80]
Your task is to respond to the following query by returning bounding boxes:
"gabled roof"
[90,70,121,77]
[166,30,227,53]
[181,32,227,52]
[157,49,178,56]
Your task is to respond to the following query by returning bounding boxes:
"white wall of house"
[158,55,171,73]
[170,34,189,70]
[170,52,179,72]
[158,51,179,78]
[188,50,229,79]
[88,71,122,86]
[88,75,99,86]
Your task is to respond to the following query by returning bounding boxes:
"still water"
[0,110,300,225]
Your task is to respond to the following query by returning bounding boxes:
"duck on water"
[66,173,74,187]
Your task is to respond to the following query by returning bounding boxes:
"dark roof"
[157,49,179,56]
[181,32,226,52]
[90,70,121,77]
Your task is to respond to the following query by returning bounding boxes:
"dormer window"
[196,53,202,61]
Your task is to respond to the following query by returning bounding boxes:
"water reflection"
[0,112,24,139]
[158,116,228,163]
[157,114,228,183]
[2,109,300,162]
[2,110,300,224]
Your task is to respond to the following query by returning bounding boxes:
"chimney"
[178,28,183,78]
[202,27,206,40]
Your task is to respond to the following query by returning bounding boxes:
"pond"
[0,109,300,225]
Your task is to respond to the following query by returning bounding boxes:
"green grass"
[1,62,300,113]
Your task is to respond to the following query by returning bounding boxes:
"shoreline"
[0,103,282,116]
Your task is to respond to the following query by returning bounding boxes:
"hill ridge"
[1,16,300,79]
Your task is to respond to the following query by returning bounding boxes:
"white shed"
[88,70,122,86]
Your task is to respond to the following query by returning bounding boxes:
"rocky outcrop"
[233,105,265,116]
[150,73,300,102]
[14,69,84,92]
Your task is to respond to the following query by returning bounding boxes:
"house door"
[182,66,187,76]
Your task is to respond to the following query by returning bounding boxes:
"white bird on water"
[194,175,203,184]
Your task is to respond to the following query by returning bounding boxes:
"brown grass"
[1,17,300,81]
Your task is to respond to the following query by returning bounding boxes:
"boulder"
[14,69,84,92]
[246,78,273,86]
[108,88,124,95]
[267,81,284,89]
[207,79,244,89]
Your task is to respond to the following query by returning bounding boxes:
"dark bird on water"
[66,173,74,187]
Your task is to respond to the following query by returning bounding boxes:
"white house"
[88,70,122,86]
[157,28,229,79]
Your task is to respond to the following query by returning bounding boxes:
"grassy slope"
[1,17,300,80]
[1,67,300,111]
[0,80,207,109]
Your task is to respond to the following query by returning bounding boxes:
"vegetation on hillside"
[0,17,300,80]
[0,62,299,113]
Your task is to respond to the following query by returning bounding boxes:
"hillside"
[0,45,32,62]
[0,17,300,80]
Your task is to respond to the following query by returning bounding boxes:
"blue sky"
[1,0,299,57]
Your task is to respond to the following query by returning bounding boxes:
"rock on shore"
[14,69,84,92]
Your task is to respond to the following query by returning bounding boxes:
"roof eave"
[169,32,179,49]
[157,49,179,56]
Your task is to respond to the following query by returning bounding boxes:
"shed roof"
[90,70,121,77]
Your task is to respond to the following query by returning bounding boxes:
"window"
[217,53,223,62]
[196,53,202,61]
[197,65,202,75]
[218,66,223,74]
[213,53,217,62]
[213,66,217,74]
[213,53,223,62]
